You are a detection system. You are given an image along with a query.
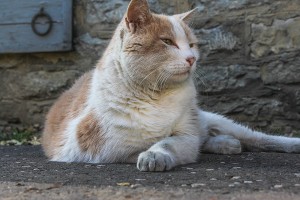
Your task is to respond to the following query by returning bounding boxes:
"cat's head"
[117,0,199,90]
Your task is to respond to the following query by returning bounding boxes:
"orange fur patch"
[77,112,105,157]
[42,71,92,159]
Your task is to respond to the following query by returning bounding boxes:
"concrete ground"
[0,145,300,200]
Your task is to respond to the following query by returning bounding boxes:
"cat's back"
[42,70,93,159]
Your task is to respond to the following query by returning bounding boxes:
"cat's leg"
[137,134,201,172]
[202,135,242,154]
[199,110,300,153]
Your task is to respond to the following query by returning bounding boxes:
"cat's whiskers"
[158,71,168,89]
[155,70,166,90]
[167,63,190,74]
[192,70,206,87]
[161,71,173,90]
[159,70,173,90]
[138,68,160,87]
[151,70,166,96]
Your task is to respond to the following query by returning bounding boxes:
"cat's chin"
[169,71,191,83]
[173,71,190,76]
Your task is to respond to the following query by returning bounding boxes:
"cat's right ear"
[125,0,152,33]
[175,7,199,25]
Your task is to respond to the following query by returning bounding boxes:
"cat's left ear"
[175,7,199,25]
[125,0,152,33]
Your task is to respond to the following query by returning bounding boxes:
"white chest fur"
[89,70,196,161]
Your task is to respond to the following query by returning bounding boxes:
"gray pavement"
[1,145,300,199]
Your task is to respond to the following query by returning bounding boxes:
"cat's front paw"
[137,151,174,172]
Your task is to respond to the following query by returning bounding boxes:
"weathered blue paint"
[0,0,72,53]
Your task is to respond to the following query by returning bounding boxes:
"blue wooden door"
[0,0,72,53]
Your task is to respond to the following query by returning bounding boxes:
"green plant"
[0,129,34,142]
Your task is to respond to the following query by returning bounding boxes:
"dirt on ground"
[0,146,300,200]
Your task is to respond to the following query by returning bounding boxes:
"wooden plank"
[0,0,62,24]
[0,0,72,53]
[0,24,68,53]
[62,0,73,51]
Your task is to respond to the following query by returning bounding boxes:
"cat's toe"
[137,151,173,172]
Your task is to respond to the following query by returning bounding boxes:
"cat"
[42,0,300,172]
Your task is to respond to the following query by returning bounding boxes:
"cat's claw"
[137,151,174,172]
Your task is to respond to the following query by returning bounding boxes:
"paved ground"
[0,146,300,199]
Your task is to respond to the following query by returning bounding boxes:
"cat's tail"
[199,110,300,153]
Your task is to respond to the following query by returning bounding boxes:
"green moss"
[0,130,34,142]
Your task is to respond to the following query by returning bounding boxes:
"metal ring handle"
[31,7,53,36]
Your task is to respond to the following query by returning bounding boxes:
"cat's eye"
[161,38,175,46]
[189,43,195,48]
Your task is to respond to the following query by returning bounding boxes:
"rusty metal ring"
[31,7,53,36]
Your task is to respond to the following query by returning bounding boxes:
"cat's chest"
[108,90,193,140]
[95,80,196,143]
[133,98,183,132]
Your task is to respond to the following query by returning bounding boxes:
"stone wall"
[0,0,299,135]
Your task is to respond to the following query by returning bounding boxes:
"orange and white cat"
[42,0,300,171]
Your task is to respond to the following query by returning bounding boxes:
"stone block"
[0,101,24,124]
[196,65,260,93]
[85,1,128,25]
[2,70,80,100]
[261,59,300,84]
[75,33,110,59]
[199,96,286,130]
[296,90,300,106]
[249,16,300,59]
[195,25,242,64]
[0,55,24,69]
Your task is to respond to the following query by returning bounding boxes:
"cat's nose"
[186,56,196,67]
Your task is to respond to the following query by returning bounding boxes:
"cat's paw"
[137,151,174,172]
[203,135,242,154]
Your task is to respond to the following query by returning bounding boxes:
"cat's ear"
[175,7,199,25]
[125,0,152,33]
